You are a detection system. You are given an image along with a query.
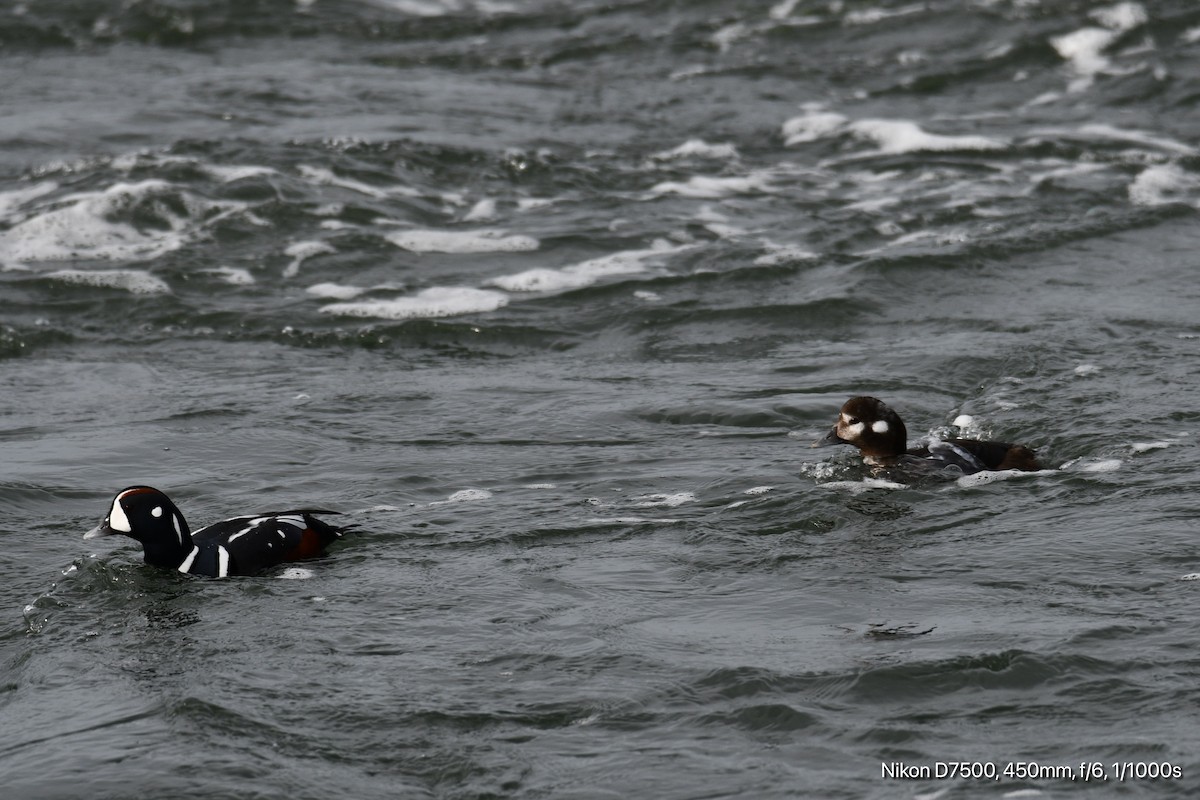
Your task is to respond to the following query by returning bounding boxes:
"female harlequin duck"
[84,486,351,577]
[812,396,1040,476]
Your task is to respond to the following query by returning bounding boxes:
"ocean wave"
[0,180,240,268]
[45,269,170,294]
[488,241,693,293]
[385,228,539,253]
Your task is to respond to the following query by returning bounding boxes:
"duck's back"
[187,511,347,576]
[907,438,1040,474]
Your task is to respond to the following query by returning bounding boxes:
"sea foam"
[782,106,1005,154]
[487,241,692,293]
[0,181,195,265]
[46,269,170,294]
[319,286,509,320]
[386,228,539,253]
[647,173,772,198]
[1128,165,1200,207]
[283,240,336,277]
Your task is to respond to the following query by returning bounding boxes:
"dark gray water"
[3,1,1199,797]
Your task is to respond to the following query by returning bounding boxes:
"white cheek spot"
[151,506,163,518]
[846,422,865,437]
[108,499,132,533]
[871,420,889,434]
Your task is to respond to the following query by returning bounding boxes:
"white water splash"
[320,286,509,320]
[489,240,692,293]
[386,228,539,253]
[46,269,170,294]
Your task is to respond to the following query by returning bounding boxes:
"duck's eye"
[847,417,859,425]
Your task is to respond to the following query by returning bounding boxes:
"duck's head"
[811,396,907,463]
[85,486,193,568]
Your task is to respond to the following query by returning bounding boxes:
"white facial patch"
[871,420,890,434]
[108,497,132,533]
[845,422,865,437]
[151,506,163,518]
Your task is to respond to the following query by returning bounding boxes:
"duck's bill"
[83,521,116,540]
[811,427,847,448]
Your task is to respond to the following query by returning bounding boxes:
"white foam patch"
[844,5,926,25]
[462,198,498,221]
[576,516,683,527]
[371,0,518,15]
[782,106,1006,155]
[1078,459,1123,473]
[744,486,774,495]
[430,489,493,506]
[1048,4,1147,91]
[1130,441,1171,453]
[486,267,589,293]
[1129,164,1200,207]
[769,0,801,20]
[522,483,557,490]
[277,567,315,580]
[0,181,199,265]
[320,286,509,320]
[956,469,1055,488]
[647,173,772,198]
[386,228,539,254]
[202,164,278,183]
[306,282,365,300]
[1091,2,1149,32]
[297,165,416,199]
[283,240,336,278]
[634,492,696,508]
[652,139,740,160]
[1074,364,1101,376]
[782,106,849,145]
[710,22,751,53]
[47,269,170,294]
[205,266,256,285]
[488,241,692,293]
[1071,124,1196,155]
[1051,27,1119,91]
[1180,573,1200,582]
[821,478,907,493]
[0,181,58,218]
[753,243,819,266]
[952,414,975,428]
[848,119,1006,154]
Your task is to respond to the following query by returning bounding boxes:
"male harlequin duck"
[84,486,351,577]
[811,396,1040,476]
